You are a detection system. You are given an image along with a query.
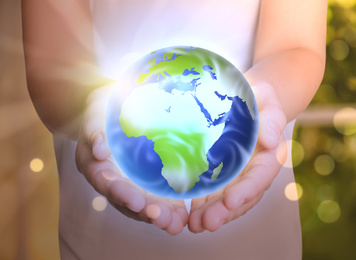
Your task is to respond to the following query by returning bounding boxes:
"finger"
[187,195,208,233]
[201,192,263,232]
[115,200,186,235]
[202,200,229,232]
[188,208,206,233]
[83,86,113,160]
[76,134,146,212]
[188,189,265,233]
[141,197,189,234]
[188,194,218,233]
[109,202,142,222]
[75,135,92,173]
[143,202,172,229]
[258,105,286,150]
[224,192,264,223]
[165,211,185,235]
[175,205,189,226]
[76,136,114,195]
[188,189,225,232]
[251,83,287,150]
[92,132,111,161]
[108,180,146,213]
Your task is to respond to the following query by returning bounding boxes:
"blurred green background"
[0,0,356,259]
[294,0,356,259]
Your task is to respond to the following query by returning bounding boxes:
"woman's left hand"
[188,83,288,233]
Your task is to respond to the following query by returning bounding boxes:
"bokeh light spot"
[346,76,356,91]
[344,26,356,47]
[329,139,349,162]
[328,0,356,8]
[326,27,335,45]
[346,136,356,155]
[92,196,107,212]
[284,182,303,201]
[146,204,161,220]
[317,200,341,223]
[314,154,335,176]
[333,107,356,135]
[29,158,44,172]
[329,39,350,61]
[316,185,335,202]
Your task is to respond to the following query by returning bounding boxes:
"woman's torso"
[55,1,301,259]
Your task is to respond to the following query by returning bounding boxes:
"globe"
[106,46,259,199]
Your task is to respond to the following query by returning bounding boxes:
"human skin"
[22,0,327,234]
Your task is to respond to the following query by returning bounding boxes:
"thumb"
[91,132,111,160]
[252,83,287,150]
[258,108,286,149]
[82,85,113,160]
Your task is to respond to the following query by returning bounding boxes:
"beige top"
[54,1,301,259]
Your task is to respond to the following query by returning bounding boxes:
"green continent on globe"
[211,162,224,181]
[119,85,223,193]
[122,125,211,193]
[118,47,255,193]
[136,47,256,121]
[137,47,217,85]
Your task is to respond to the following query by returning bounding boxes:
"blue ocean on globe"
[106,46,259,199]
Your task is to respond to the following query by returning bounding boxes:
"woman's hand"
[75,85,189,235]
[188,83,288,233]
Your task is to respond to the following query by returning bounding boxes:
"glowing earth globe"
[106,46,259,199]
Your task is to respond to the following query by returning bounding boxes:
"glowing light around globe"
[106,46,259,199]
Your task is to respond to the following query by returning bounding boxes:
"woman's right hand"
[75,85,189,235]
